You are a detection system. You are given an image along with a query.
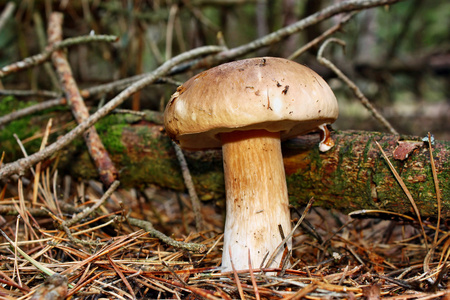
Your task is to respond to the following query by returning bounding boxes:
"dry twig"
[317,38,399,135]
[58,180,120,246]
[48,12,118,187]
[0,98,65,127]
[0,34,118,78]
[172,141,204,232]
[288,12,356,60]
[266,198,315,268]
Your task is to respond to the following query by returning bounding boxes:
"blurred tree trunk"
[303,0,322,53]
[280,0,299,57]
[356,9,378,65]
[256,0,269,56]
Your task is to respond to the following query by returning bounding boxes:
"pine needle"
[375,141,428,250]
[427,133,442,247]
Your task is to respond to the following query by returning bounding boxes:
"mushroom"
[164,57,338,271]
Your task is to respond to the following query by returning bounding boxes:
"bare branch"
[0,98,66,127]
[288,12,355,60]
[317,38,399,135]
[119,216,207,253]
[49,12,118,187]
[0,34,118,78]
[172,141,204,232]
[0,89,61,98]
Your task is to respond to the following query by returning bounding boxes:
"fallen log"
[54,115,449,218]
[1,110,448,217]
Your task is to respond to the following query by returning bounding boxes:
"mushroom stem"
[220,129,292,271]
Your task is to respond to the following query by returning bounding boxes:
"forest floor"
[0,170,447,299]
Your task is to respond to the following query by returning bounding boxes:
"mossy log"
[55,116,448,218]
[1,111,449,218]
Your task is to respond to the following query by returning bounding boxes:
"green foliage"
[377,0,449,53]
[422,2,450,46]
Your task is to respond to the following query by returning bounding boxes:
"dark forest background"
[1,0,449,139]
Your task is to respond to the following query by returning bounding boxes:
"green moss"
[0,96,42,162]
[186,155,225,201]
[286,130,450,214]
[120,124,185,189]
[94,115,127,154]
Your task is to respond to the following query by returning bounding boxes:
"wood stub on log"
[57,117,449,218]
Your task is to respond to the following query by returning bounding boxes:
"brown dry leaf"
[393,140,424,160]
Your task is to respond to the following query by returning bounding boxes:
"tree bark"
[51,114,449,218]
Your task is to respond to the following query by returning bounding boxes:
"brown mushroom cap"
[164,57,338,149]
